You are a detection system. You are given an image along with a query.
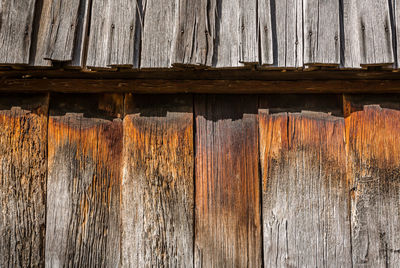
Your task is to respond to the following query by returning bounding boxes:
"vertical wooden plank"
[392,0,400,68]
[259,95,351,267]
[140,0,176,68]
[44,0,81,62]
[87,0,140,69]
[0,0,37,65]
[172,0,217,67]
[195,95,261,267]
[257,0,273,66]
[122,94,194,266]
[214,0,258,67]
[29,0,53,67]
[0,94,49,267]
[344,95,400,267]
[343,0,394,67]
[46,94,123,267]
[304,0,340,65]
[259,0,303,68]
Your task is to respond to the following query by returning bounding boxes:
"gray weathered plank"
[140,0,176,68]
[122,94,194,267]
[44,0,81,62]
[343,0,394,67]
[87,0,140,68]
[392,0,400,68]
[0,94,49,267]
[259,95,351,267]
[214,0,258,67]
[68,0,91,68]
[304,0,340,65]
[46,94,123,267]
[259,0,303,68]
[172,0,217,67]
[344,95,400,267]
[0,0,37,65]
[29,0,53,67]
[195,95,262,267]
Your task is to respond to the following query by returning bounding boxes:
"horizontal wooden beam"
[2,79,400,93]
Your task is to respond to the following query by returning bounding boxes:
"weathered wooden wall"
[1,0,400,69]
[1,93,400,267]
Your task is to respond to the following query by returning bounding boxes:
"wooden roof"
[1,0,400,70]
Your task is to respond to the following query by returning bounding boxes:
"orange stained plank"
[344,95,400,267]
[46,94,123,268]
[194,95,262,267]
[121,94,194,267]
[0,94,49,267]
[259,95,351,267]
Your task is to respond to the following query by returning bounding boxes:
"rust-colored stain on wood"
[121,95,194,267]
[345,95,400,267]
[0,95,48,267]
[259,104,351,266]
[46,94,123,267]
[194,95,262,267]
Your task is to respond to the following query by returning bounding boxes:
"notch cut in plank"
[0,94,49,267]
[140,0,176,68]
[214,0,258,67]
[259,0,303,68]
[344,95,400,267]
[195,95,262,267]
[304,0,340,66]
[122,94,194,267]
[0,0,37,65]
[87,0,140,69]
[46,94,123,267]
[44,0,81,62]
[172,0,217,67]
[343,0,394,67]
[259,95,351,267]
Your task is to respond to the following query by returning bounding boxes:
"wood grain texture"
[29,0,53,67]
[140,0,176,68]
[261,0,303,68]
[87,0,140,68]
[344,95,400,267]
[46,94,123,267]
[0,0,37,65]
[257,0,273,66]
[214,0,258,67]
[259,95,351,267]
[304,0,340,65]
[343,0,394,67]
[0,94,49,267]
[392,0,400,69]
[195,95,262,267]
[44,0,81,62]
[122,94,194,267]
[172,0,217,67]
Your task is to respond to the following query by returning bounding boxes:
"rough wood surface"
[0,94,49,267]
[343,0,394,67]
[259,95,351,267]
[0,0,37,65]
[87,0,140,68]
[141,0,176,68]
[261,0,303,68]
[304,0,340,65]
[122,94,194,267]
[344,95,400,267]
[172,0,217,67]
[46,94,123,267]
[44,0,81,62]
[392,0,400,68]
[194,95,262,267]
[29,0,53,67]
